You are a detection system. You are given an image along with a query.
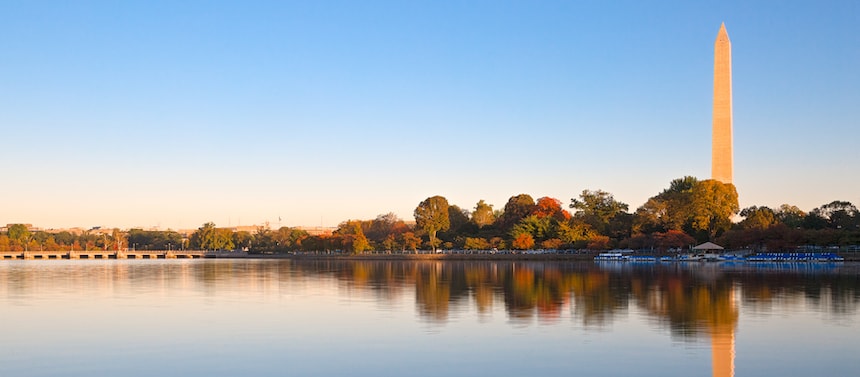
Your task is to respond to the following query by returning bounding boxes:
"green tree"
[233,231,253,251]
[570,189,629,235]
[271,227,309,251]
[690,180,739,240]
[471,200,495,228]
[739,206,777,230]
[8,224,31,251]
[382,234,398,252]
[510,215,554,243]
[557,221,597,247]
[444,205,471,236]
[253,227,274,251]
[54,231,75,246]
[812,200,859,230]
[776,204,806,228]
[414,196,450,252]
[633,176,700,234]
[463,237,490,250]
[214,228,235,250]
[191,222,234,250]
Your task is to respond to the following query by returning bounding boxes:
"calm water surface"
[1,259,858,376]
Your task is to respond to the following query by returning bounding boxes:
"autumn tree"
[540,238,563,250]
[511,233,535,250]
[414,196,450,252]
[111,228,127,251]
[499,194,535,229]
[336,220,371,254]
[399,232,421,253]
[653,230,695,250]
[0,235,10,251]
[586,235,611,250]
[534,197,571,221]
[366,213,409,247]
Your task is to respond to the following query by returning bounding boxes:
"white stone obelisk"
[712,23,733,184]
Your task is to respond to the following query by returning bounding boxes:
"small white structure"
[692,242,725,261]
[693,242,725,251]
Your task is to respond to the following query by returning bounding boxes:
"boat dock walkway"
[0,250,208,260]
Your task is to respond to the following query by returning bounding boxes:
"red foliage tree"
[533,197,572,221]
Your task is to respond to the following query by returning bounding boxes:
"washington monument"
[712,23,733,184]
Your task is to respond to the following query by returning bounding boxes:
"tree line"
[2,176,858,253]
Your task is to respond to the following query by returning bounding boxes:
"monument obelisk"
[712,23,733,184]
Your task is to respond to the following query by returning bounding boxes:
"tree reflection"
[1,260,857,335]
[280,260,860,333]
[3,259,857,377]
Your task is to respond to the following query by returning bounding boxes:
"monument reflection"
[286,260,856,377]
[2,259,857,377]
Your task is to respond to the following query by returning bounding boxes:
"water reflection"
[1,260,858,377]
[2,260,857,329]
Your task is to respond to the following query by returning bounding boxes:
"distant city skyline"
[1,1,858,229]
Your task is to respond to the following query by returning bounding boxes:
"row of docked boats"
[594,251,845,262]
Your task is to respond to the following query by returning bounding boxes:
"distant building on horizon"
[295,226,335,236]
[712,23,733,184]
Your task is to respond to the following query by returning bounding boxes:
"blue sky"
[1,0,858,230]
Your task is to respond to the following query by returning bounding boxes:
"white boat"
[594,252,625,261]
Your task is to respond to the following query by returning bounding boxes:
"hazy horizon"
[2,1,858,230]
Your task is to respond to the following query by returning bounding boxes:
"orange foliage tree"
[512,233,535,250]
[534,197,571,221]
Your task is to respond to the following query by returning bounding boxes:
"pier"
[0,250,209,260]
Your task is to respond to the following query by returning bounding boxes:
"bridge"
[0,250,212,260]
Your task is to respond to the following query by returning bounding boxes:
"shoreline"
[250,253,598,261]
[244,252,860,262]
[2,250,858,262]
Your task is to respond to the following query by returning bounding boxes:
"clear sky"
[1,0,858,230]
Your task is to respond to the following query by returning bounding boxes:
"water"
[1,259,858,376]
